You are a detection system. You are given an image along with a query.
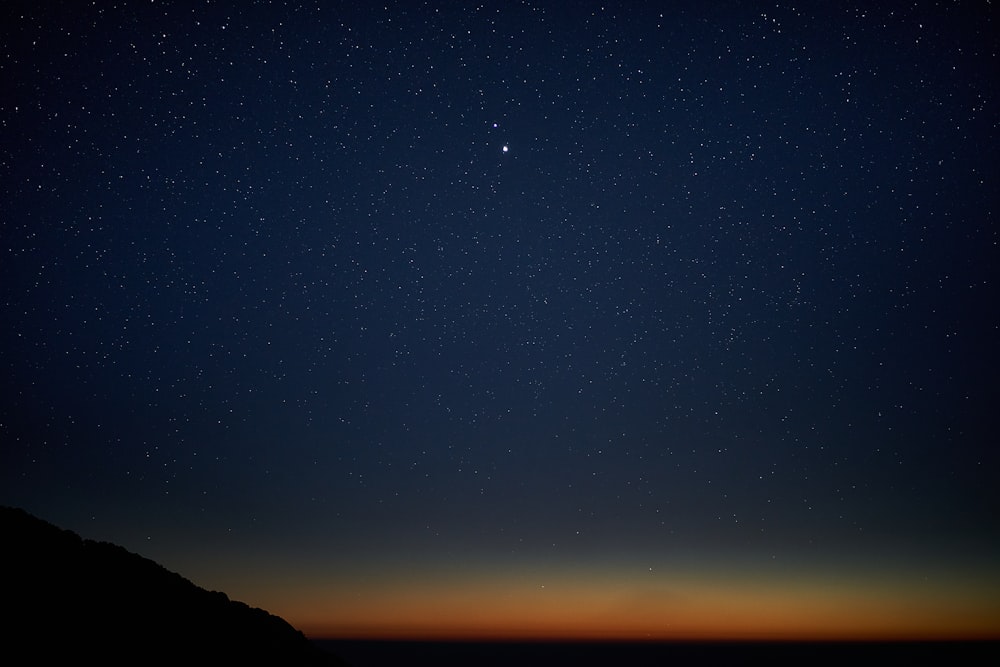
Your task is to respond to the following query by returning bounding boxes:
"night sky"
[2,1,999,641]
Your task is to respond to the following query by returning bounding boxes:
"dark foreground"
[2,507,345,665]
[317,639,999,667]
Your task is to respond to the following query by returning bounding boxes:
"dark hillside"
[0,506,347,666]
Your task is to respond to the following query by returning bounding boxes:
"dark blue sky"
[2,1,998,639]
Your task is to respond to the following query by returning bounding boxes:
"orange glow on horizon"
[253,565,1000,642]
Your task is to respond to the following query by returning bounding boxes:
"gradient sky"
[2,0,999,641]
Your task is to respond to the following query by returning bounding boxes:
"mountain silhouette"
[1,506,348,665]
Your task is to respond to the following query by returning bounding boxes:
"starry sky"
[2,0,999,641]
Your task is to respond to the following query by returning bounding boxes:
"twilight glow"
[277,564,1000,641]
[2,0,998,646]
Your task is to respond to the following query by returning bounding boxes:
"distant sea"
[316,639,1000,667]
